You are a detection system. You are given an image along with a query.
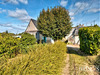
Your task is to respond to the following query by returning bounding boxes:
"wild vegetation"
[0,41,67,75]
[0,32,36,58]
[68,49,100,75]
[79,27,100,55]
[0,33,20,58]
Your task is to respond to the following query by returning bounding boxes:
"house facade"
[25,19,52,43]
[65,25,84,45]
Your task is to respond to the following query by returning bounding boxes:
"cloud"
[8,0,19,4]
[0,8,7,13]
[60,0,68,7]
[0,23,26,30]
[69,12,74,16]
[19,0,28,4]
[8,8,31,22]
[0,0,28,5]
[0,23,12,27]
[75,2,89,10]
[71,17,74,20]
[88,8,100,13]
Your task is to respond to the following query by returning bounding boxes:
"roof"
[25,19,38,32]
[31,19,37,27]
[74,25,84,36]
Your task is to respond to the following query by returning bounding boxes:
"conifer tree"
[37,6,72,40]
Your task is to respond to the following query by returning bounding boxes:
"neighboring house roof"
[25,19,38,32]
[74,25,84,36]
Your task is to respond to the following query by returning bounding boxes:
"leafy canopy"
[37,6,72,40]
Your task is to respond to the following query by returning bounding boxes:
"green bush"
[0,41,67,75]
[20,33,36,46]
[0,34,20,58]
[79,27,100,55]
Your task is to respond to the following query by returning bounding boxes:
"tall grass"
[0,41,67,75]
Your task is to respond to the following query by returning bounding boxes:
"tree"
[37,6,72,40]
[6,30,8,34]
[94,24,99,27]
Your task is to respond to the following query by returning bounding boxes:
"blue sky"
[0,0,100,33]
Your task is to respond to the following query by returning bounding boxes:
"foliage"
[94,24,99,27]
[0,41,67,75]
[5,30,8,34]
[20,32,36,46]
[37,6,72,40]
[79,27,100,55]
[0,33,20,58]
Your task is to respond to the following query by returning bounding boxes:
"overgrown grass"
[69,50,89,75]
[0,41,67,75]
[68,50,99,75]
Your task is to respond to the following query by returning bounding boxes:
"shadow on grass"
[94,55,100,73]
[67,46,100,74]
[67,46,90,56]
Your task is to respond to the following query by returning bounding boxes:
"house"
[65,24,84,45]
[25,19,84,44]
[25,19,52,43]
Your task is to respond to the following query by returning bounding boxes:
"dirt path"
[62,45,79,75]
[62,53,69,75]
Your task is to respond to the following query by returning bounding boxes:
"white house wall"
[74,36,79,44]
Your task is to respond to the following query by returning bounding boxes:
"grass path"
[62,53,69,75]
[62,45,99,75]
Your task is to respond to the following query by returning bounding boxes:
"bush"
[20,33,36,46]
[0,34,20,58]
[0,41,67,75]
[79,27,100,55]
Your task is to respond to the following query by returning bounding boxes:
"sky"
[0,0,100,33]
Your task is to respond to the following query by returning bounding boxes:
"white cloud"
[8,0,19,4]
[8,8,31,22]
[69,12,74,16]
[60,0,68,7]
[88,8,100,13]
[0,8,6,13]
[19,0,28,4]
[75,2,89,10]
[71,17,74,20]
[0,23,26,30]
[1,0,28,5]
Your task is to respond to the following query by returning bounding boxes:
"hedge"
[79,27,100,55]
[0,41,67,75]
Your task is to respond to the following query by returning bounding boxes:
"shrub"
[0,41,67,75]
[20,33,36,46]
[0,34,20,58]
[79,27,100,55]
